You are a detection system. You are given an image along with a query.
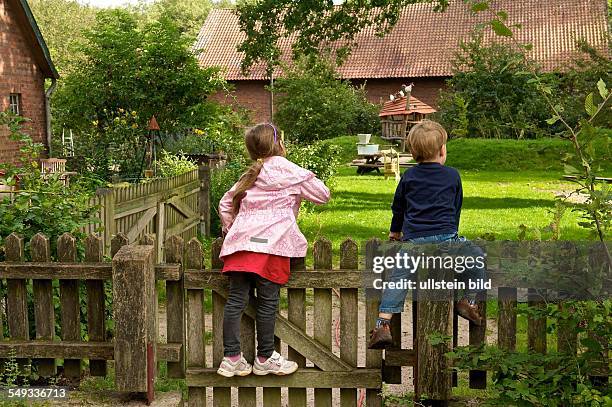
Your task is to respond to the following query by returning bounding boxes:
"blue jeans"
[378,233,487,314]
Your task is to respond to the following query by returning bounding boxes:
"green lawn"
[298,166,591,256]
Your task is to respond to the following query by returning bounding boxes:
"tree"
[138,0,213,40]
[273,57,380,143]
[53,9,227,180]
[54,9,225,132]
[29,0,97,76]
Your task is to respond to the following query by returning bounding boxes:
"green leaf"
[490,19,513,37]
[471,2,489,12]
[497,10,508,21]
[585,93,596,116]
[597,78,608,99]
[546,116,560,125]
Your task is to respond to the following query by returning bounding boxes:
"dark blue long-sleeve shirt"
[390,162,463,239]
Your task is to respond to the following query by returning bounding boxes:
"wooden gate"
[183,237,384,407]
[83,168,208,260]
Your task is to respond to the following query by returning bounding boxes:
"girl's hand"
[389,231,401,241]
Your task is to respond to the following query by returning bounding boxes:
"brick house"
[194,0,609,124]
[0,0,59,166]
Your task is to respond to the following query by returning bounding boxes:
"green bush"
[0,112,97,260]
[286,140,342,186]
[437,33,555,139]
[155,151,197,178]
[273,57,380,143]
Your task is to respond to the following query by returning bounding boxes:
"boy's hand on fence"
[389,231,401,241]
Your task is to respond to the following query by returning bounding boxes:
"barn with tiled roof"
[194,0,610,123]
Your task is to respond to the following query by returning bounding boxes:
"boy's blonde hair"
[407,120,448,162]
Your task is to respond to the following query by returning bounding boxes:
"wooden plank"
[339,238,359,407]
[313,238,332,407]
[557,242,578,355]
[468,290,487,389]
[498,287,517,351]
[184,269,572,290]
[383,349,416,367]
[239,295,256,406]
[288,256,307,407]
[198,165,211,238]
[495,241,517,352]
[384,239,401,384]
[113,244,157,392]
[30,233,56,377]
[0,263,179,281]
[210,237,231,406]
[185,238,206,407]
[168,196,198,220]
[85,234,107,377]
[98,188,115,256]
[364,239,382,407]
[166,218,199,238]
[114,181,198,215]
[184,270,367,289]
[0,341,180,362]
[57,233,81,379]
[165,235,185,379]
[528,288,547,354]
[156,202,166,262]
[262,336,281,407]
[186,368,382,388]
[5,233,29,371]
[126,207,157,243]
[415,249,453,403]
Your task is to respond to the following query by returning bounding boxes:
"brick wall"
[209,80,272,124]
[213,77,447,124]
[0,0,49,166]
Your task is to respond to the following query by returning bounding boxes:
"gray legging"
[222,272,281,358]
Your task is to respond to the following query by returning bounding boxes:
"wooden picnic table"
[350,152,416,175]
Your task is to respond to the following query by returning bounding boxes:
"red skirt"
[221,251,291,285]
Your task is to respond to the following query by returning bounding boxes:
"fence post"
[198,165,211,238]
[416,247,453,406]
[99,188,116,256]
[112,244,157,393]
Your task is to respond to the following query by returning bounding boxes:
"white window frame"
[9,93,21,115]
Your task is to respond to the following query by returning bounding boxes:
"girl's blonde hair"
[231,123,286,214]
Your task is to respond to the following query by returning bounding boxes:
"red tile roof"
[194,0,609,81]
[379,95,437,117]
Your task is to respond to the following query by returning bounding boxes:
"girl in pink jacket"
[216,123,330,378]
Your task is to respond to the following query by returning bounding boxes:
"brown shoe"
[368,324,393,349]
[455,298,484,326]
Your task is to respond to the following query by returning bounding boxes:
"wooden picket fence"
[82,166,210,259]
[0,233,608,406]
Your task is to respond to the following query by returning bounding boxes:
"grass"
[298,166,592,256]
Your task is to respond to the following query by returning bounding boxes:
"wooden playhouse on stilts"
[379,86,437,152]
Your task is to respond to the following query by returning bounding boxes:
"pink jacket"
[219,156,330,259]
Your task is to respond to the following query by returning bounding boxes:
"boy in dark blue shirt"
[368,120,485,349]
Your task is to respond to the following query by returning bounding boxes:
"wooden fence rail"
[0,234,608,406]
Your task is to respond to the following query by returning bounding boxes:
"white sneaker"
[216,354,252,377]
[253,351,298,376]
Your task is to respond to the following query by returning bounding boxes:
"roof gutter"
[45,78,57,157]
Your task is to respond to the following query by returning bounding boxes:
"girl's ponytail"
[231,123,285,215]
[231,159,264,215]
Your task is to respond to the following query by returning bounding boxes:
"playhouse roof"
[194,0,609,81]
[379,95,437,117]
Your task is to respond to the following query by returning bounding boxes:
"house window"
[9,93,22,115]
